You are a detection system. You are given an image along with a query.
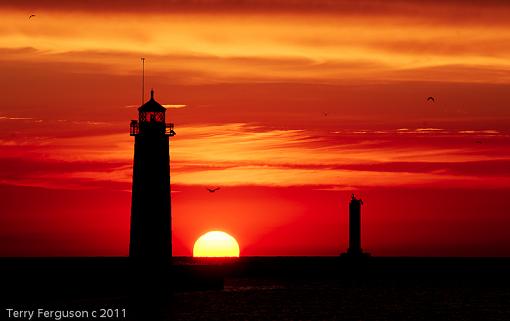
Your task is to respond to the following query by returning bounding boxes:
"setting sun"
[193,231,240,257]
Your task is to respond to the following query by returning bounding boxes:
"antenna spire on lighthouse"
[141,57,146,105]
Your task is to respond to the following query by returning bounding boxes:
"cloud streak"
[1,4,510,86]
[1,123,508,190]
[3,1,510,18]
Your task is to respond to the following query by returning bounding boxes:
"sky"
[1,0,509,256]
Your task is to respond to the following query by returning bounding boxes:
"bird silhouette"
[207,187,221,193]
[427,96,435,103]
[29,15,36,19]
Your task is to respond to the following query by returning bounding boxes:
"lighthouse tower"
[342,194,370,258]
[129,89,176,261]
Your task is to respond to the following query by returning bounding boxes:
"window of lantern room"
[140,111,165,123]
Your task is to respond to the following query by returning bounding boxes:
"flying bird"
[207,187,221,193]
[427,96,435,103]
[28,15,36,19]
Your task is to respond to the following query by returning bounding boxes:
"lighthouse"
[129,89,176,261]
[342,194,370,257]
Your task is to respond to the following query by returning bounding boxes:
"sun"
[193,231,240,257]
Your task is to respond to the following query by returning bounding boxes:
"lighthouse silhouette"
[129,89,176,261]
[342,194,370,258]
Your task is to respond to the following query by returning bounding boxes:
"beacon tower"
[342,194,370,257]
[129,89,176,261]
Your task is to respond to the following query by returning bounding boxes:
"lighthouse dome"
[138,89,166,112]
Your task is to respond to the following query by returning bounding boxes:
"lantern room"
[130,89,176,137]
[138,89,166,123]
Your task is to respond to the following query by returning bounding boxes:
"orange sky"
[1,0,510,256]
